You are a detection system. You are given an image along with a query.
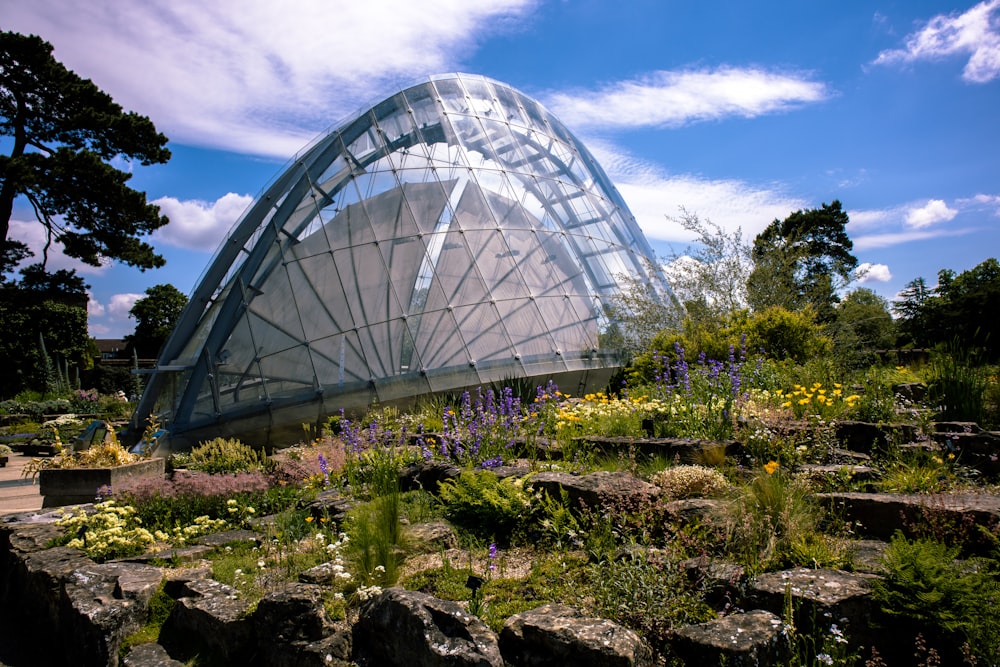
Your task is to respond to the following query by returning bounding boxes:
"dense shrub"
[180,437,273,474]
[651,465,729,500]
[437,469,531,542]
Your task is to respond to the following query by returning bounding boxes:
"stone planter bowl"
[38,457,165,508]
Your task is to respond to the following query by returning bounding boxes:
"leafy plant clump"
[54,500,156,561]
[870,531,1000,661]
[180,437,274,475]
[651,464,729,500]
[437,469,532,542]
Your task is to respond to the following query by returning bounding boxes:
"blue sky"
[6,0,1000,338]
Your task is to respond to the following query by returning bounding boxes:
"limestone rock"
[253,582,334,643]
[529,471,660,512]
[399,459,462,494]
[499,603,654,667]
[161,579,253,663]
[746,568,879,650]
[815,492,1000,554]
[407,521,459,554]
[122,642,186,667]
[353,587,502,667]
[670,610,791,667]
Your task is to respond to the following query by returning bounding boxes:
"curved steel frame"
[130,74,674,446]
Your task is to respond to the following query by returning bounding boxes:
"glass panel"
[454,302,511,364]
[495,298,551,356]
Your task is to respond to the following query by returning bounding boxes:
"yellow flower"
[305,516,314,523]
[764,461,780,475]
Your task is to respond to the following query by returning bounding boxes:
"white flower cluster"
[651,464,730,500]
[56,500,155,560]
[355,585,382,601]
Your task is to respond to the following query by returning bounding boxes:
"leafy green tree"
[828,288,896,369]
[894,259,1000,360]
[932,258,1000,359]
[743,305,831,364]
[126,283,188,358]
[893,277,933,348]
[0,293,88,397]
[0,30,170,272]
[747,200,858,322]
[0,262,90,396]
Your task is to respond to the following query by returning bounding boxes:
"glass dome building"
[131,73,675,447]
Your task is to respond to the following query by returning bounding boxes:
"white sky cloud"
[5,218,112,278]
[854,227,975,251]
[588,141,805,245]
[86,292,105,318]
[905,199,958,228]
[5,0,537,157]
[872,0,1000,83]
[107,293,143,317]
[545,68,830,130]
[152,193,255,251]
[856,262,892,283]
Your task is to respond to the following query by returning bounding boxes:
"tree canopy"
[127,283,189,359]
[747,200,858,321]
[0,30,171,273]
[895,258,1000,360]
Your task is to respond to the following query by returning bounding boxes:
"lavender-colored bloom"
[488,542,497,571]
[481,456,503,469]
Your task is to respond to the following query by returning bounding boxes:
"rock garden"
[2,346,999,667]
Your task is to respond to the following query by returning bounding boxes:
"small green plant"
[870,531,1000,662]
[187,437,273,474]
[589,553,716,653]
[437,469,531,542]
[119,583,176,658]
[927,345,988,425]
[723,463,824,572]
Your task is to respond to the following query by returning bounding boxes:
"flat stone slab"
[815,492,1000,554]
[670,610,790,667]
[500,603,654,667]
[746,568,880,650]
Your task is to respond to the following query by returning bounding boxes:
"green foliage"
[589,554,716,652]
[745,306,832,363]
[0,297,89,397]
[828,288,896,370]
[748,200,858,322]
[126,284,188,358]
[895,259,1000,361]
[927,345,989,425]
[437,470,531,542]
[724,466,828,573]
[847,366,897,423]
[118,583,175,658]
[1,30,171,271]
[871,532,1000,661]
[185,437,273,475]
[345,493,405,587]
